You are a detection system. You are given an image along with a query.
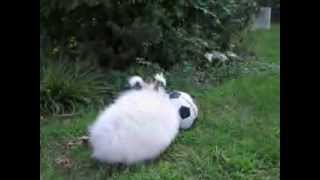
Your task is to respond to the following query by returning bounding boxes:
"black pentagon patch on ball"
[179,106,190,119]
[169,91,181,99]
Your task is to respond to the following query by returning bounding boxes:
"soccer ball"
[169,91,198,129]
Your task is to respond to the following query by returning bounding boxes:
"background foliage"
[40,0,260,116]
[40,0,258,69]
[256,0,279,8]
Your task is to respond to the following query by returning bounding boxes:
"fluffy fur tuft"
[128,76,144,88]
[88,80,179,165]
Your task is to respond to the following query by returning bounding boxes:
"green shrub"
[256,0,280,8]
[40,60,109,116]
[40,0,258,70]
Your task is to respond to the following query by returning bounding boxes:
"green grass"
[245,24,280,64]
[40,60,110,116]
[40,25,280,180]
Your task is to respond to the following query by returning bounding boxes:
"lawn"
[40,24,280,180]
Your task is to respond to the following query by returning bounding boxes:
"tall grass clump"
[40,60,108,116]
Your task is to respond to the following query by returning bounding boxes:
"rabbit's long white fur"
[88,76,179,165]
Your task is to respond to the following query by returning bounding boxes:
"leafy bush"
[40,0,261,116]
[40,59,109,116]
[40,0,258,70]
[256,0,280,8]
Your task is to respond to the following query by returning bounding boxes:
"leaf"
[64,136,90,150]
[55,156,72,169]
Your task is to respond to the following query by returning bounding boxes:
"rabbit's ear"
[154,73,166,87]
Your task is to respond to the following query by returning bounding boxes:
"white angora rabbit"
[88,73,179,165]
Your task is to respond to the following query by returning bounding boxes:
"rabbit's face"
[128,75,166,93]
[141,79,166,94]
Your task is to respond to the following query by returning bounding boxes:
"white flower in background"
[226,51,242,61]
[204,51,228,63]
[204,53,214,62]
[226,51,238,58]
[136,57,152,66]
